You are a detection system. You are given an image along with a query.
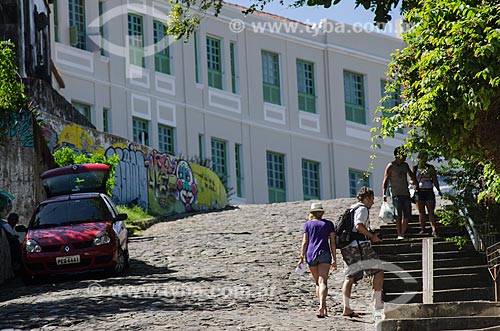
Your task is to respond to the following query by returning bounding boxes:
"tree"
[0,41,27,141]
[166,0,417,39]
[374,0,500,202]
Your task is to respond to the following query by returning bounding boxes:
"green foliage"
[437,159,500,235]
[53,147,120,195]
[0,41,27,141]
[116,205,152,222]
[445,236,468,250]
[374,1,500,224]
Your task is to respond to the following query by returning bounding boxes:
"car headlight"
[26,239,42,253]
[94,231,111,246]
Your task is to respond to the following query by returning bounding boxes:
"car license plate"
[56,255,80,265]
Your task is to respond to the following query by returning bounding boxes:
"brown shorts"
[341,242,382,282]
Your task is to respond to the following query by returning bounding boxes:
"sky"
[227,0,402,36]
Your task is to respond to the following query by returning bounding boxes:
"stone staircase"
[372,215,499,330]
[372,215,495,304]
[377,301,500,331]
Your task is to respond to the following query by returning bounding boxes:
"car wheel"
[113,246,125,275]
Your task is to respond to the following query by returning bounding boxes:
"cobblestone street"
[0,199,384,331]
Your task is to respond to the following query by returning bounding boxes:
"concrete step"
[378,226,466,237]
[384,264,490,278]
[383,272,491,292]
[383,301,500,319]
[383,287,495,304]
[381,256,485,270]
[378,250,483,262]
[378,302,500,331]
[372,241,474,255]
[377,316,500,331]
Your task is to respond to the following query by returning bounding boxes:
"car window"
[101,194,119,218]
[31,197,111,229]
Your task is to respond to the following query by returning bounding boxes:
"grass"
[117,205,155,236]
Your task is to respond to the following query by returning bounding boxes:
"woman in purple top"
[298,202,336,318]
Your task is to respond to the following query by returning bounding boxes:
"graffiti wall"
[0,111,49,223]
[40,113,227,215]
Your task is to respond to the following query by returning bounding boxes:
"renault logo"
[64,245,70,252]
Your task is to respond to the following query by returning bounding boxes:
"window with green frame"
[267,152,286,203]
[262,51,281,105]
[302,159,320,200]
[128,14,144,67]
[72,101,91,122]
[230,42,238,94]
[68,0,86,50]
[158,124,175,154]
[349,169,370,198]
[206,36,222,89]
[235,144,243,197]
[194,32,201,84]
[98,2,107,56]
[198,134,205,160]
[297,60,316,113]
[133,117,149,145]
[54,0,59,42]
[380,80,403,133]
[211,138,228,186]
[154,20,170,74]
[103,108,109,132]
[344,71,366,124]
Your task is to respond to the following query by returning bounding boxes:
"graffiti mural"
[0,111,34,147]
[40,115,227,216]
[175,160,197,211]
[105,145,148,211]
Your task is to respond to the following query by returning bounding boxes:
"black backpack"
[334,205,367,249]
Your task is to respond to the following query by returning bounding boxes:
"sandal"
[343,311,360,318]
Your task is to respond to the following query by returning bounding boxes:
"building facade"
[49,0,406,204]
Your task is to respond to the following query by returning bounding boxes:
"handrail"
[486,241,500,301]
[460,207,481,251]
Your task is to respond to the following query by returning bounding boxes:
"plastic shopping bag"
[379,201,394,223]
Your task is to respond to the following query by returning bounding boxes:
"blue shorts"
[392,195,412,219]
[308,251,332,266]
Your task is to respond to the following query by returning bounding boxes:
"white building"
[49,0,406,204]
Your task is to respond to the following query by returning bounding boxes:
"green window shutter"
[235,144,243,197]
[230,42,237,94]
[262,51,281,105]
[344,71,366,124]
[132,117,149,145]
[158,124,175,154]
[128,14,144,67]
[206,36,223,89]
[349,169,370,198]
[154,21,170,74]
[266,152,286,203]
[68,0,86,50]
[211,138,228,186]
[297,60,316,113]
[302,159,320,200]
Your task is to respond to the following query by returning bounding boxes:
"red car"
[22,164,129,280]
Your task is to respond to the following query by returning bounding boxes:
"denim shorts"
[392,195,412,219]
[308,251,332,267]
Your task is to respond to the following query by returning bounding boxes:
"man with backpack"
[340,186,384,318]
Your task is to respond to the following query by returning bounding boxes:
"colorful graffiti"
[105,145,149,211]
[0,111,34,147]
[40,117,227,216]
[145,150,199,214]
